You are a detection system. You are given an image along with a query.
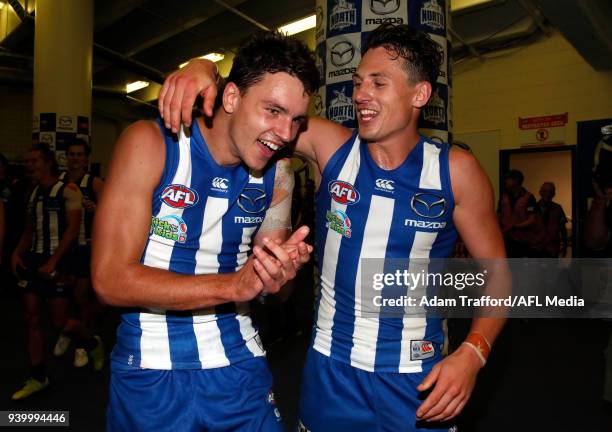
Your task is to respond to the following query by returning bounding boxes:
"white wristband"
[461,341,486,366]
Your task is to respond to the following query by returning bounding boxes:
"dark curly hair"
[362,23,442,86]
[228,31,320,96]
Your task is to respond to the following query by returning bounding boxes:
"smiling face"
[224,72,310,170]
[352,46,431,145]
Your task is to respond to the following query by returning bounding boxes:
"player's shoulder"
[115,120,165,162]
[62,181,82,198]
[448,144,479,172]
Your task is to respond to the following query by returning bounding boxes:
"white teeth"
[258,139,280,151]
[359,109,378,116]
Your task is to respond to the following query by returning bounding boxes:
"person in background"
[10,144,82,400]
[536,181,568,257]
[53,139,105,370]
[498,169,544,257]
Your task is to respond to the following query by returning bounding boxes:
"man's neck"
[196,115,241,166]
[366,128,421,171]
[39,175,57,190]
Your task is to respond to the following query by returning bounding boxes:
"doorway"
[499,145,576,257]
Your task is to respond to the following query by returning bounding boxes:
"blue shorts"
[298,348,456,432]
[107,357,283,432]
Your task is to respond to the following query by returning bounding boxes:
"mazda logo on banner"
[330,41,355,67]
[238,187,267,214]
[370,0,401,15]
[410,192,446,219]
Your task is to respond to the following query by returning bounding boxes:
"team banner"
[359,258,612,318]
[315,0,451,142]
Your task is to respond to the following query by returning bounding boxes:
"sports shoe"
[11,377,49,400]
[53,334,71,356]
[74,348,89,367]
[90,335,105,371]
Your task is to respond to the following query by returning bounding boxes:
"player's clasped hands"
[231,226,313,302]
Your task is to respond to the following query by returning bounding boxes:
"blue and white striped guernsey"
[111,120,276,370]
[313,132,458,373]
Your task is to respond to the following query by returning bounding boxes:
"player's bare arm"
[252,158,313,295]
[92,121,287,310]
[82,176,104,212]
[417,148,508,422]
[158,59,353,184]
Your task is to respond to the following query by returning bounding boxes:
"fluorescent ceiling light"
[277,15,316,36]
[451,0,495,12]
[126,81,149,93]
[179,53,225,69]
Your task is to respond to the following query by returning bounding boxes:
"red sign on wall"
[518,113,568,146]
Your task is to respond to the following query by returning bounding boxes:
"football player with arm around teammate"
[93,31,317,432]
[160,23,508,432]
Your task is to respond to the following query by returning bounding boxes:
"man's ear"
[412,81,433,109]
[222,82,240,114]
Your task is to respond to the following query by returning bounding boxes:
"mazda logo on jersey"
[161,184,199,209]
[330,41,355,67]
[410,192,446,218]
[238,187,267,214]
[329,180,360,205]
[370,0,401,15]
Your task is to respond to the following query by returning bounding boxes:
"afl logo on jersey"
[160,184,199,209]
[329,180,360,205]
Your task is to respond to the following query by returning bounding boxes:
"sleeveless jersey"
[313,133,458,373]
[111,120,277,370]
[59,171,95,245]
[27,180,68,256]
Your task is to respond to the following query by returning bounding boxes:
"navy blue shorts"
[19,252,72,298]
[298,348,456,432]
[107,357,283,432]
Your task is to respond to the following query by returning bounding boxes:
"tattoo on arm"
[259,159,294,232]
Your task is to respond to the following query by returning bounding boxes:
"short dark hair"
[362,23,442,86]
[30,143,59,176]
[228,31,320,96]
[68,138,91,156]
[504,169,524,184]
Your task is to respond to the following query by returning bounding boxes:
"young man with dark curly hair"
[93,32,317,431]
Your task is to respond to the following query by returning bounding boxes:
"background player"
[10,144,82,400]
[54,139,105,369]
